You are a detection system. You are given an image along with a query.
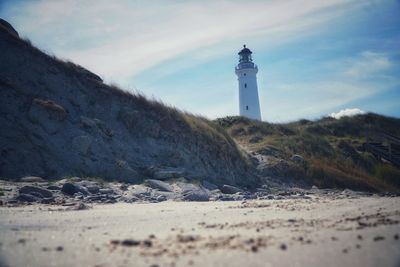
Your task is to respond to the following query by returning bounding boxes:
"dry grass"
[216,115,400,193]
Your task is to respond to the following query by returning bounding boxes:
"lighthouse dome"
[238,45,252,55]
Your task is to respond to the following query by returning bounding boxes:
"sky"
[0,0,399,122]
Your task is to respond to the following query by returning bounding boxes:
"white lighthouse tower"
[235,45,262,121]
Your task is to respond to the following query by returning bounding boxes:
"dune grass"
[216,114,400,193]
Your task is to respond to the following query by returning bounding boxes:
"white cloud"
[344,51,391,78]
[329,108,366,119]
[2,0,366,84]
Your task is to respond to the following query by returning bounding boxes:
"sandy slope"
[0,196,399,267]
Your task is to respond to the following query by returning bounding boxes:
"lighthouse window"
[246,106,249,110]
[244,83,247,88]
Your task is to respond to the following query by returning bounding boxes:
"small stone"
[20,176,45,183]
[342,248,348,253]
[394,234,399,240]
[86,185,100,194]
[356,244,361,249]
[120,184,129,191]
[56,246,63,251]
[149,234,156,239]
[145,179,173,192]
[99,188,113,194]
[61,183,88,196]
[74,202,89,210]
[331,237,338,241]
[357,235,363,240]
[251,245,258,252]
[221,185,243,194]
[177,235,197,243]
[373,236,385,242]
[142,239,152,247]
[121,239,140,246]
[110,240,120,245]
[280,244,287,250]
[47,185,61,191]
[41,197,55,204]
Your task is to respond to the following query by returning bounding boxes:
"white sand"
[0,196,399,267]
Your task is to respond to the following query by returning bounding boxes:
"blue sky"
[1,0,399,122]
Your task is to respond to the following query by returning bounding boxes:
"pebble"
[142,239,152,247]
[110,240,120,245]
[280,244,287,250]
[121,239,140,246]
[373,236,385,242]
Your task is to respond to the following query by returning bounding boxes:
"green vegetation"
[215,113,400,193]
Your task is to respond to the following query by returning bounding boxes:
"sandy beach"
[1,195,399,267]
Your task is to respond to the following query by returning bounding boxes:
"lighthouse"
[235,45,262,121]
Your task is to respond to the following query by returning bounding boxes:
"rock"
[74,202,89,210]
[69,177,82,182]
[119,184,129,191]
[41,197,54,204]
[19,176,45,182]
[144,179,173,192]
[154,191,179,201]
[155,194,167,202]
[47,185,61,191]
[85,195,102,201]
[99,188,113,194]
[19,186,53,198]
[202,180,218,190]
[86,185,100,194]
[177,182,209,202]
[61,183,89,196]
[121,239,140,246]
[182,190,209,202]
[221,185,243,194]
[16,193,40,202]
[290,154,304,163]
[130,185,153,198]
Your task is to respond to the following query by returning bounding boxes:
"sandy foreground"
[0,196,399,267]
